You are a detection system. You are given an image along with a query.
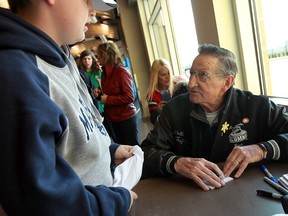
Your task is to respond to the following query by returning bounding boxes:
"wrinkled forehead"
[191,54,219,72]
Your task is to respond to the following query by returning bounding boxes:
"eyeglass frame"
[185,68,228,82]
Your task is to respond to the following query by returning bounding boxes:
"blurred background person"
[146,58,174,124]
[97,41,139,146]
[78,49,104,114]
[172,75,189,98]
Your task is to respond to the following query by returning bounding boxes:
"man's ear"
[222,75,235,92]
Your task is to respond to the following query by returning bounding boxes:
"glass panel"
[147,0,157,14]
[151,9,171,63]
[168,0,198,74]
[254,0,288,97]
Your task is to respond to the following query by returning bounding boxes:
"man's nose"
[188,75,198,88]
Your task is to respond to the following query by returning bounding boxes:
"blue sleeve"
[110,141,120,166]
[0,53,130,216]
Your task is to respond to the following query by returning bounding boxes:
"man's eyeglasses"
[185,69,227,82]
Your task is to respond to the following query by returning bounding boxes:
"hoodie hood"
[0,8,66,68]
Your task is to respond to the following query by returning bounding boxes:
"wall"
[190,0,261,93]
[118,0,151,118]
[0,0,8,8]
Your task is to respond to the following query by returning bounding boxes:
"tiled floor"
[137,116,153,143]
[134,98,154,143]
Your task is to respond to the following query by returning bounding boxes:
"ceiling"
[70,0,137,56]
[95,9,117,25]
[127,0,137,6]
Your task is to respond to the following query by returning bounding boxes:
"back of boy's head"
[8,0,29,13]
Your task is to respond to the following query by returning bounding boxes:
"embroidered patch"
[229,123,247,144]
[174,130,185,145]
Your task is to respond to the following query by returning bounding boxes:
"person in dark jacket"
[0,0,138,215]
[141,44,288,191]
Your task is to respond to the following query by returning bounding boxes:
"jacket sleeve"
[149,109,159,125]
[141,105,179,178]
[110,141,120,166]
[106,68,134,106]
[0,63,130,216]
[261,99,288,161]
[148,91,162,124]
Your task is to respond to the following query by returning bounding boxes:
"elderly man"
[141,44,288,191]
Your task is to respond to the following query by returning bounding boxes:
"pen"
[279,177,288,190]
[282,195,288,214]
[261,165,277,183]
[257,189,282,199]
[264,176,288,195]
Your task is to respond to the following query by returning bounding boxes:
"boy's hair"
[8,0,30,13]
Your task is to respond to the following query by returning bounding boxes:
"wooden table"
[129,163,288,216]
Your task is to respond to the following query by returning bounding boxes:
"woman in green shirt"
[78,49,104,114]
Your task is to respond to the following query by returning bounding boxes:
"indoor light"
[93,0,118,11]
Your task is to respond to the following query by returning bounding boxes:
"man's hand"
[223,144,264,178]
[128,190,138,211]
[174,157,225,191]
[114,145,133,165]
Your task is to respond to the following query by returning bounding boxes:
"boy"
[0,0,137,215]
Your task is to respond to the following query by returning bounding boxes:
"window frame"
[138,0,182,75]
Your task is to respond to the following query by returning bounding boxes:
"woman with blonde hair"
[146,58,174,124]
[97,41,139,146]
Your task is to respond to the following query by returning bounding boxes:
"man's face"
[188,54,230,112]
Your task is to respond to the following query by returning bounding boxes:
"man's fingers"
[234,160,248,178]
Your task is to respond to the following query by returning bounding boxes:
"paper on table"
[113,145,144,190]
[203,176,234,190]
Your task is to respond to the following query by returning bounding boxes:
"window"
[252,0,288,98]
[168,0,198,72]
[150,8,171,63]
[138,0,198,76]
